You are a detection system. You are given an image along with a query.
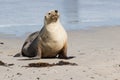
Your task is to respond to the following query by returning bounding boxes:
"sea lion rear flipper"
[14,52,21,57]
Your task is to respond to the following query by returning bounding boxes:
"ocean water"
[0,0,120,36]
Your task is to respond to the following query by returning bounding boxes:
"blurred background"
[0,0,120,36]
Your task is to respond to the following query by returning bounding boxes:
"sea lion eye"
[55,10,58,13]
[48,13,51,15]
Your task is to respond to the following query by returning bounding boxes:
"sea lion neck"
[44,19,61,27]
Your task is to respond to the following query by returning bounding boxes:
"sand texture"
[0,26,120,80]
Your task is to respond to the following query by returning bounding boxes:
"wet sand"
[0,26,120,80]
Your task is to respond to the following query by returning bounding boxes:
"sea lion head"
[44,10,60,25]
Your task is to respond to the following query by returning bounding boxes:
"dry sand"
[0,26,120,80]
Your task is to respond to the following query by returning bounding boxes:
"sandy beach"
[0,26,120,80]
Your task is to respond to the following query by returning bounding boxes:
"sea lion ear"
[45,16,47,20]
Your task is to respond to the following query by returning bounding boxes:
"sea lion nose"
[55,10,58,13]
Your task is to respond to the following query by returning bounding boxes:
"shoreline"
[0,24,119,38]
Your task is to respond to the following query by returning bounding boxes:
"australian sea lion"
[16,10,69,59]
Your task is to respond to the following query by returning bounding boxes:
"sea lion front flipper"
[34,46,42,59]
[58,42,75,59]
[58,42,67,59]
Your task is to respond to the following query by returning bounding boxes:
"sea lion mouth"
[51,15,58,21]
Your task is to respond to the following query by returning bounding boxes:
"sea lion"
[20,10,68,59]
